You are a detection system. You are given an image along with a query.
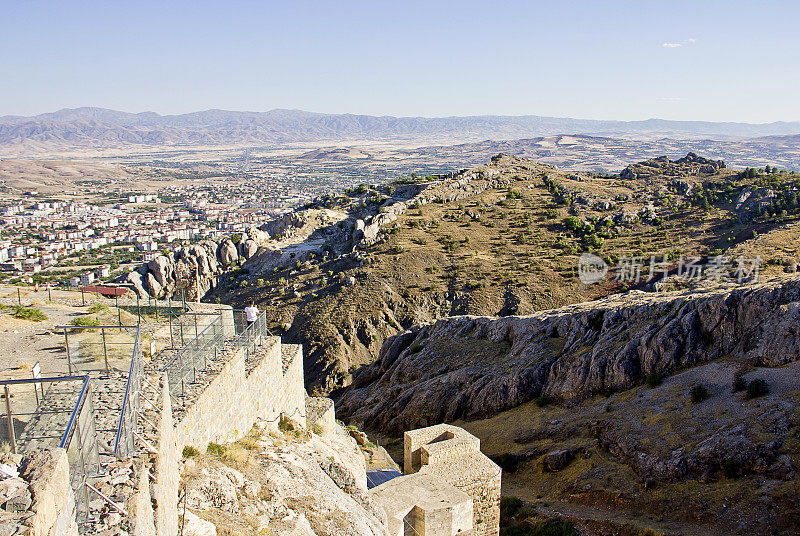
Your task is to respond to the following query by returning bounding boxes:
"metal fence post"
[81,286,85,306]
[116,295,121,325]
[169,314,174,348]
[4,386,16,454]
[194,314,198,339]
[64,328,73,374]
[101,328,110,374]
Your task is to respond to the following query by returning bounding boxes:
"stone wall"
[24,448,78,536]
[278,343,306,424]
[155,375,179,536]
[403,424,501,536]
[129,461,155,536]
[174,337,306,449]
[306,396,336,435]
[143,338,310,532]
[244,338,284,432]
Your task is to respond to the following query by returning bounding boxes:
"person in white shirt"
[244,300,259,327]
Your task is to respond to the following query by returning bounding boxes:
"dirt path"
[530,499,731,536]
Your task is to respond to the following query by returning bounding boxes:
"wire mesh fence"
[113,324,143,458]
[61,378,101,525]
[230,310,272,356]
[159,313,226,400]
[56,324,142,375]
[0,375,99,525]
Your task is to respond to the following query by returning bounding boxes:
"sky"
[1,0,799,123]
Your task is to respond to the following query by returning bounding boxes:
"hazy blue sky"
[2,0,798,122]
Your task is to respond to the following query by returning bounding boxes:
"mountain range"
[2,107,800,156]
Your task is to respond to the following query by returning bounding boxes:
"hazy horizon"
[4,106,800,127]
[2,1,799,123]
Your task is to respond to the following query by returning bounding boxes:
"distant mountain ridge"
[1,107,800,155]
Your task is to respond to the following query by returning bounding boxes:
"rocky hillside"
[180,420,390,536]
[334,277,800,535]
[336,276,800,432]
[216,153,800,395]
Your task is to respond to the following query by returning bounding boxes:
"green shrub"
[690,384,709,403]
[278,415,293,431]
[534,396,547,408]
[182,446,199,458]
[70,315,99,327]
[11,306,47,322]
[500,496,523,518]
[562,216,581,231]
[732,375,746,392]
[407,343,423,355]
[87,303,107,313]
[206,442,226,456]
[644,373,662,388]
[746,378,769,399]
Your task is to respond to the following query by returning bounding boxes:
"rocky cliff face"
[336,276,800,434]
[182,422,389,536]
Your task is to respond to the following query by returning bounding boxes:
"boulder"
[124,271,149,299]
[217,239,238,266]
[544,449,573,471]
[246,225,270,246]
[182,511,216,536]
[147,255,173,287]
[144,272,163,298]
[239,239,258,260]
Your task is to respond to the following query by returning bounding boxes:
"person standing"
[244,300,259,328]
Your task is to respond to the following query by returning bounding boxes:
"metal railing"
[159,313,225,400]
[113,324,143,457]
[0,375,99,524]
[164,310,224,349]
[61,377,100,524]
[230,310,271,356]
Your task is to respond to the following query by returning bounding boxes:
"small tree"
[690,384,709,403]
[564,216,581,231]
[746,378,769,398]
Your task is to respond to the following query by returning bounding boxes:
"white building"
[80,272,95,286]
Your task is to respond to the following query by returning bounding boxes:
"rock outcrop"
[337,276,800,433]
[183,423,389,536]
[620,153,725,180]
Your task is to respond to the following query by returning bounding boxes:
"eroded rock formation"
[337,276,800,434]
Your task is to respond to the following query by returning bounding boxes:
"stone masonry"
[402,424,501,536]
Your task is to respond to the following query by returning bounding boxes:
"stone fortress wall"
[400,424,501,536]
[144,335,308,536]
[174,337,306,451]
[21,311,499,536]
